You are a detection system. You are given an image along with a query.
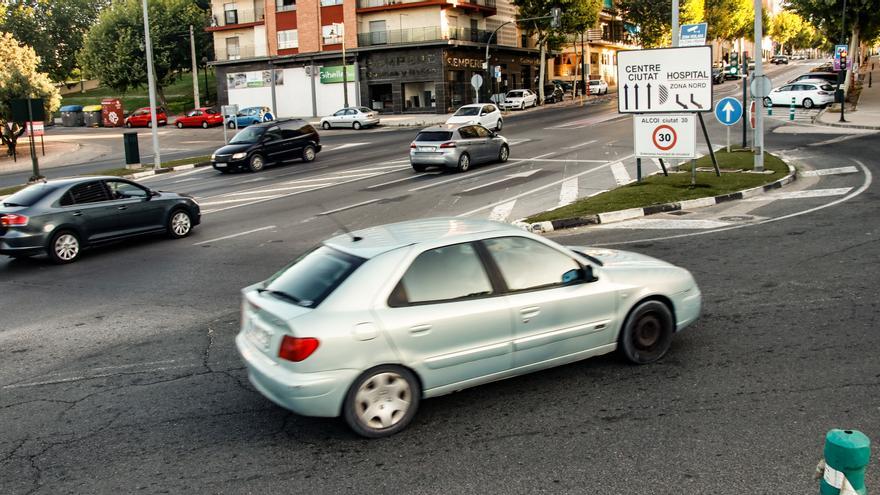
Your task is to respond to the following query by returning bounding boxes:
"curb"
[124,161,212,180]
[521,163,797,234]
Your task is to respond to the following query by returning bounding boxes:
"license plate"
[246,320,273,350]
[215,162,226,167]
[418,146,436,152]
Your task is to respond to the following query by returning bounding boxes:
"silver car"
[409,124,509,173]
[320,106,380,130]
[236,218,702,438]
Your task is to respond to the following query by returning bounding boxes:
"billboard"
[227,70,284,90]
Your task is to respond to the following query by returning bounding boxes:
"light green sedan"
[236,218,701,438]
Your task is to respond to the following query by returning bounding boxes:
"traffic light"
[550,7,561,28]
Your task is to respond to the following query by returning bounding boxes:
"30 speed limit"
[633,114,696,158]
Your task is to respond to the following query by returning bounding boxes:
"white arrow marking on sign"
[461,169,541,192]
[722,101,735,122]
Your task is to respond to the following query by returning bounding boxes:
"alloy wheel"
[54,234,79,262]
[171,211,191,237]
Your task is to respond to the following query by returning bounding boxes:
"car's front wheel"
[343,366,421,438]
[619,300,674,365]
[322,121,331,130]
[176,122,183,129]
[498,144,509,163]
[48,230,81,264]
[167,209,193,238]
[248,154,265,172]
[227,121,236,129]
[802,98,814,109]
[125,121,132,128]
[302,145,317,162]
[763,97,773,108]
[496,119,503,131]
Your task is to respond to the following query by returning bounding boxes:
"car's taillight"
[1,214,29,227]
[410,142,417,149]
[278,336,319,362]
[440,142,456,149]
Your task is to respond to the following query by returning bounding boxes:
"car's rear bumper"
[236,333,358,417]
[0,230,48,256]
[410,150,458,167]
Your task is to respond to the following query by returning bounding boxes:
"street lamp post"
[201,56,210,104]
[141,0,161,169]
[331,23,349,108]
[838,0,848,122]
[190,25,200,109]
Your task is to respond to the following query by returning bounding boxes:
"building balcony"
[217,46,258,62]
[357,26,494,47]
[585,27,638,48]
[356,0,495,12]
[208,9,265,31]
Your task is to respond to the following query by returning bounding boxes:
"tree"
[79,0,210,106]
[0,32,61,158]
[512,0,603,102]
[771,11,804,54]
[705,0,752,42]
[0,0,108,82]
[616,0,704,48]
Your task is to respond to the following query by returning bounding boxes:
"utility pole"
[838,0,848,122]
[671,0,680,47]
[141,0,161,169]
[190,25,200,109]
[753,0,764,172]
[333,23,349,108]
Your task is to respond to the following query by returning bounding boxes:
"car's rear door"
[61,181,120,242]
[472,125,496,161]
[480,236,618,370]
[374,242,513,391]
[457,126,486,161]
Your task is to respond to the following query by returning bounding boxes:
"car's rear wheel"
[176,122,183,129]
[498,144,509,163]
[353,121,362,130]
[456,153,471,172]
[496,119,503,131]
[48,230,81,264]
[201,121,208,129]
[302,145,317,162]
[412,163,427,172]
[167,209,193,239]
[343,365,420,438]
[322,121,331,130]
[248,154,265,172]
[125,122,132,128]
[619,300,674,365]
[803,98,814,109]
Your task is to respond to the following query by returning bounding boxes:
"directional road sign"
[714,97,743,126]
[617,46,713,114]
[679,23,708,47]
[633,114,696,159]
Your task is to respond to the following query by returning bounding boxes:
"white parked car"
[763,80,836,109]
[445,104,504,131]
[502,89,538,110]
[588,79,609,95]
[320,107,380,130]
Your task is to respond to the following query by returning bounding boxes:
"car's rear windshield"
[454,107,480,116]
[229,127,266,144]
[820,84,835,91]
[3,183,56,207]
[263,246,364,308]
[507,91,523,97]
[357,107,372,113]
[416,131,453,141]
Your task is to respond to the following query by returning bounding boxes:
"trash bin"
[123,132,140,167]
[101,98,124,127]
[83,105,103,127]
[59,105,84,127]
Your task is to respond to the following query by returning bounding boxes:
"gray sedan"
[236,218,701,438]
[409,124,509,172]
[0,177,200,263]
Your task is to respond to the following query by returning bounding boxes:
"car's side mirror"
[490,131,498,137]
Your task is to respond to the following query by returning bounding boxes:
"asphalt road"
[3,60,877,494]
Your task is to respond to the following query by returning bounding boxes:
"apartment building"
[207,0,542,115]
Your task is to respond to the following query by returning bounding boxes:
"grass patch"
[61,70,217,115]
[527,149,789,223]
[0,184,26,196]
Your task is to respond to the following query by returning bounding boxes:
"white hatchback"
[588,79,609,95]
[445,104,504,131]
[502,89,538,110]
[764,80,836,109]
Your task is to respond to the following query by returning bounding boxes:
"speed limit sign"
[633,114,696,158]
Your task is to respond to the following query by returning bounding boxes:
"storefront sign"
[227,70,284,90]
[24,121,44,137]
[320,64,357,84]
[446,56,484,69]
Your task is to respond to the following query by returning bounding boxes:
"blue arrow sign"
[714,97,743,126]
[679,23,708,46]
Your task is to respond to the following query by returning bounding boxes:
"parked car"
[409,124,508,173]
[543,84,565,103]
[235,217,702,438]
[501,89,538,110]
[175,107,224,128]
[587,79,609,95]
[790,72,839,85]
[551,79,573,92]
[771,54,789,65]
[124,107,167,128]
[320,107,380,130]
[227,106,274,128]
[711,67,726,84]
[763,81,836,109]
[0,177,199,263]
[445,104,503,130]
[211,119,321,173]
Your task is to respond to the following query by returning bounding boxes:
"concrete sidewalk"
[816,55,880,130]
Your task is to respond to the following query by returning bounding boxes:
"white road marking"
[461,169,541,193]
[199,195,283,207]
[545,112,620,130]
[558,177,579,207]
[408,159,544,193]
[165,166,213,179]
[225,184,333,196]
[610,161,632,185]
[799,166,859,177]
[743,187,852,201]
[2,364,200,389]
[366,171,442,189]
[507,138,532,146]
[597,219,733,230]
[318,198,382,215]
[488,200,517,222]
[193,225,276,246]
[564,139,597,150]
[327,142,369,151]
[508,158,608,163]
[172,177,199,183]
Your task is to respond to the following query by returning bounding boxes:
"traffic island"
[523,149,795,232]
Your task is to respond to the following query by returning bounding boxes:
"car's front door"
[481,236,618,369]
[330,109,346,127]
[481,105,495,128]
[62,181,119,242]
[104,179,164,234]
[375,242,513,392]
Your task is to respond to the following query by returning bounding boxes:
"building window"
[277,29,298,49]
[320,0,343,5]
[225,37,240,60]
[322,25,343,44]
[276,0,296,12]
[224,2,238,25]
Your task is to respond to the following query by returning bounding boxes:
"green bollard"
[768,104,773,116]
[790,97,796,121]
[820,429,871,495]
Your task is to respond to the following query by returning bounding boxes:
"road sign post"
[471,74,483,104]
[714,97,743,153]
